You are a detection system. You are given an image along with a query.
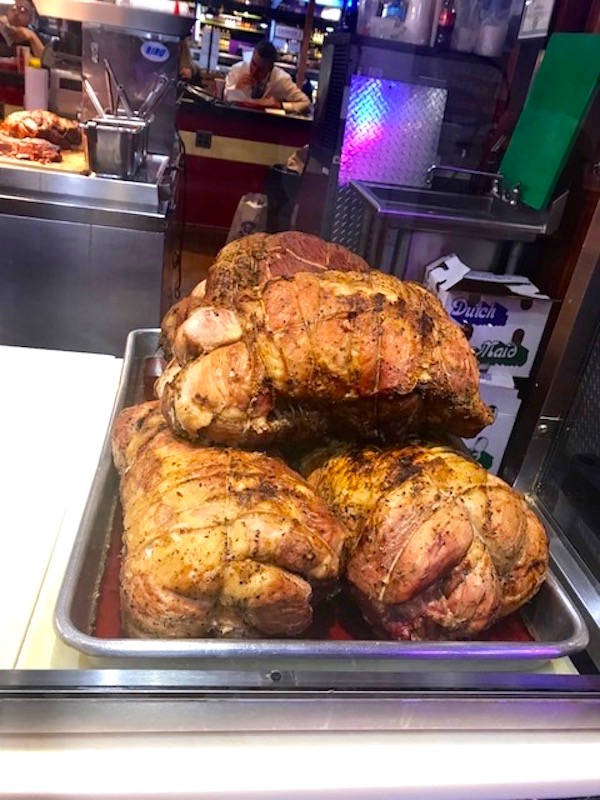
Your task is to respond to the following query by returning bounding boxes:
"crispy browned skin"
[304,441,548,641]
[205,231,370,305]
[157,270,493,446]
[0,109,82,149]
[0,131,61,163]
[112,401,346,638]
[160,232,370,360]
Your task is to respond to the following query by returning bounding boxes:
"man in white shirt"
[224,40,311,116]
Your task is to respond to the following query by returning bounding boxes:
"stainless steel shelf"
[0,154,172,227]
[35,0,194,38]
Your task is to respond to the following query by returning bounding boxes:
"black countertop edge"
[178,93,313,124]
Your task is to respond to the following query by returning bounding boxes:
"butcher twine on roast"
[112,401,347,638]
[303,440,549,641]
[160,231,370,362]
[156,270,493,447]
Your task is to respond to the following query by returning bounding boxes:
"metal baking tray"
[54,329,589,671]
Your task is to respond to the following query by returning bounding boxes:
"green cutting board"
[500,34,600,211]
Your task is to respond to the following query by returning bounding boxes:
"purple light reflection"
[339,76,448,187]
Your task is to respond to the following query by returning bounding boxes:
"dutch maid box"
[425,254,552,377]
[462,371,522,475]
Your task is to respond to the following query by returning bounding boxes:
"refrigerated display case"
[2,6,600,798]
[1,206,600,800]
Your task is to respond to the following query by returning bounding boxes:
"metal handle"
[138,75,172,119]
[103,58,134,118]
[82,77,105,117]
[425,164,521,206]
[425,164,506,188]
[104,66,115,116]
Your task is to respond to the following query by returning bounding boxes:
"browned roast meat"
[304,440,549,641]
[159,292,207,360]
[156,270,493,446]
[112,401,347,638]
[0,109,82,149]
[161,232,370,361]
[205,231,370,306]
[0,131,61,163]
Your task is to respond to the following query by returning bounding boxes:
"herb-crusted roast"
[161,231,370,361]
[156,270,493,446]
[303,440,549,641]
[112,401,346,638]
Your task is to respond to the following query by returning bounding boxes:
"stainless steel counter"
[0,155,178,355]
[349,180,569,280]
[1,344,600,800]
[0,154,173,225]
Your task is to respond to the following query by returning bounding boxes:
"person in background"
[224,40,311,116]
[0,1,44,58]
[179,37,201,83]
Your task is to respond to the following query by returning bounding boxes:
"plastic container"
[474,16,509,56]
[474,0,510,57]
[404,0,436,45]
[24,59,48,110]
[451,0,480,52]
[357,0,435,44]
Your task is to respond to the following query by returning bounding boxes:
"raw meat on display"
[112,401,346,638]
[304,440,549,641]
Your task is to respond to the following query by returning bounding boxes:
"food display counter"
[0,0,191,356]
[1,343,600,798]
[4,207,600,800]
[1,220,600,800]
[1,214,600,799]
[0,153,178,355]
[2,11,600,800]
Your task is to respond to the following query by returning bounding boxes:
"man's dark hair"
[255,40,278,65]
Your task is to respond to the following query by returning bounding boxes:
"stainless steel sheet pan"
[54,329,589,671]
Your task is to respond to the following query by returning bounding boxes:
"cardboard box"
[426,254,552,377]
[463,371,522,475]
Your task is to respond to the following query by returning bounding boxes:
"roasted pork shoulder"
[156,270,493,446]
[304,440,549,641]
[0,131,61,163]
[0,109,82,150]
[112,401,347,638]
[161,231,370,360]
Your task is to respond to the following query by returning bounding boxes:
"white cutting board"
[0,345,122,669]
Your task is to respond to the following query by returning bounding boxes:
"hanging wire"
[171,126,188,301]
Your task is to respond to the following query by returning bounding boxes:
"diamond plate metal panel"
[550,326,600,463]
[330,184,367,254]
[339,77,448,188]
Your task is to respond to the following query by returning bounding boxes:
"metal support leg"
[505,241,525,275]
[390,229,412,280]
